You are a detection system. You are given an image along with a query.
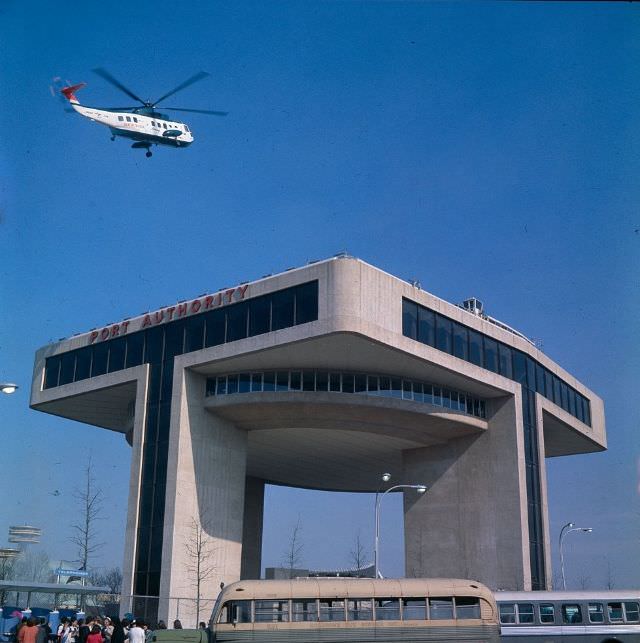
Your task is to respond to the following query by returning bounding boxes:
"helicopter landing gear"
[131,141,153,157]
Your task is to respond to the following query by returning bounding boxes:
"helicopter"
[60,68,227,157]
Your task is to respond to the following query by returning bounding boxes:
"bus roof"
[217,578,495,602]
[495,590,640,602]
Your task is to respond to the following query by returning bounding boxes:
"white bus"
[496,590,640,642]
[208,577,500,642]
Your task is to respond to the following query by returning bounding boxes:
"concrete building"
[30,255,606,623]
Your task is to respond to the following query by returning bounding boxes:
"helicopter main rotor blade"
[153,71,210,106]
[162,107,228,116]
[92,68,146,105]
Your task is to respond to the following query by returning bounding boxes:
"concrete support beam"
[240,476,265,580]
[403,393,534,591]
[160,368,249,626]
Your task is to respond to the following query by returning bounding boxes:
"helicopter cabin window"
[185,124,190,132]
[163,123,167,129]
[125,116,131,122]
[118,115,124,121]
[133,117,138,123]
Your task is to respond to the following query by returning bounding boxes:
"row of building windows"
[499,601,640,625]
[205,370,487,419]
[402,299,591,426]
[219,596,481,624]
[43,281,319,390]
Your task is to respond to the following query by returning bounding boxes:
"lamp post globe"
[0,383,18,395]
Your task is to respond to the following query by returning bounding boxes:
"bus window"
[625,602,640,622]
[430,597,453,620]
[402,598,426,620]
[291,599,318,622]
[219,600,251,624]
[347,599,373,621]
[562,604,582,624]
[374,598,399,620]
[319,599,345,622]
[254,600,289,623]
[588,603,604,623]
[608,602,623,621]
[455,597,480,619]
[499,604,516,624]
[517,603,534,624]
[539,603,555,623]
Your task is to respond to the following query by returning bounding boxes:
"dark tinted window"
[184,315,205,353]
[44,356,61,389]
[513,351,527,384]
[92,342,109,376]
[226,302,248,342]
[249,295,271,336]
[535,364,546,396]
[435,315,452,353]
[468,330,483,367]
[59,351,76,385]
[108,337,126,372]
[402,299,418,339]
[164,321,185,360]
[204,309,225,347]
[75,347,92,381]
[126,332,145,367]
[295,281,318,325]
[417,307,435,346]
[498,344,513,379]
[263,371,276,392]
[484,337,498,373]
[452,323,468,360]
[271,288,295,330]
[144,326,164,363]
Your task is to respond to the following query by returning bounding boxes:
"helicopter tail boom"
[61,83,87,104]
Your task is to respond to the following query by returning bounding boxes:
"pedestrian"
[155,622,166,631]
[172,621,182,630]
[77,620,89,643]
[18,618,39,643]
[35,618,49,643]
[198,623,205,631]
[56,618,68,643]
[101,618,113,643]
[107,619,124,643]
[125,621,144,643]
[86,625,103,643]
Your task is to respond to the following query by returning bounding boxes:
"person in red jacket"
[18,618,39,643]
[86,625,103,643]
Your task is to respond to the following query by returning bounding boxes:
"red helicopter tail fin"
[60,83,86,104]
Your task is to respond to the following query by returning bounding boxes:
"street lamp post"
[374,477,426,579]
[559,522,593,590]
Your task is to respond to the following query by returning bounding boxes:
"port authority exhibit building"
[30,256,606,622]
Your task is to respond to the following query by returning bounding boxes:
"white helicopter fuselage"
[70,102,194,147]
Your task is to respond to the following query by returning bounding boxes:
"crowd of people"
[13,616,191,643]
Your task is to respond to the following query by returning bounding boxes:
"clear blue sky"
[1,1,638,590]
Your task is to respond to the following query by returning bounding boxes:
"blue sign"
[55,568,89,577]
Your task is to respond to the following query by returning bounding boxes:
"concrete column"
[240,477,265,580]
[160,366,248,626]
[403,392,531,590]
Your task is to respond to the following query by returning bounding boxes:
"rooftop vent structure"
[462,297,484,316]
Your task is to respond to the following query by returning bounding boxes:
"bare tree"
[184,516,217,626]
[577,571,591,590]
[349,530,369,575]
[604,558,616,590]
[281,516,304,578]
[70,458,105,572]
[89,567,123,595]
